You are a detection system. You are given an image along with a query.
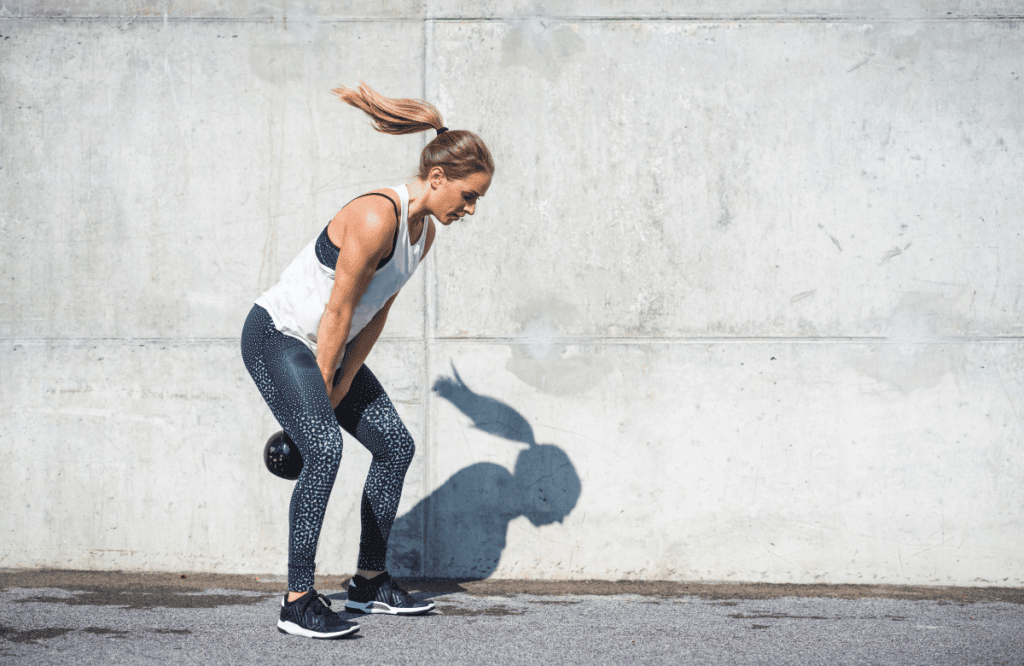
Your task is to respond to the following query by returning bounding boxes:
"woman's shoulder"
[327,189,401,249]
[343,188,401,220]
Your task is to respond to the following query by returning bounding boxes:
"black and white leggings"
[241,304,415,592]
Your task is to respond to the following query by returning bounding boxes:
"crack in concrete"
[12,587,272,610]
[436,604,526,616]
[0,625,191,645]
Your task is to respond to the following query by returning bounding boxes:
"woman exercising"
[241,82,494,639]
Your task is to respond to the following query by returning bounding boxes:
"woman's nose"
[465,202,476,215]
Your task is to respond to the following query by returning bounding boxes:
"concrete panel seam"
[0,338,247,342]
[420,16,436,579]
[0,16,423,24]
[4,15,1024,23]
[429,336,1024,345]
[4,336,1024,344]
[424,15,1024,22]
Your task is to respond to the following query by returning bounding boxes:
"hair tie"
[436,126,448,136]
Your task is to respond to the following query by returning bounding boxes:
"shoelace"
[301,593,334,617]
[380,578,413,603]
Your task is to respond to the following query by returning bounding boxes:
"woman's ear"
[428,165,446,189]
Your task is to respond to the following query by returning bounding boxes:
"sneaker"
[345,572,435,615]
[278,590,360,639]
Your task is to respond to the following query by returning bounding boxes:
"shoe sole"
[277,619,360,638]
[344,600,435,615]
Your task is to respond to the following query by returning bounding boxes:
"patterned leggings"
[241,304,415,591]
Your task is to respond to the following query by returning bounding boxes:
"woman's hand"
[328,373,354,409]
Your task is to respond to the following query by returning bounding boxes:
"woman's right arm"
[315,198,396,396]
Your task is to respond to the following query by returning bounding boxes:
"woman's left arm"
[330,218,436,407]
[330,293,397,407]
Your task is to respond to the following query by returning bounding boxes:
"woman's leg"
[242,305,344,593]
[333,364,415,573]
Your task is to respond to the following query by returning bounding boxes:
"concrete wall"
[1,1,1022,586]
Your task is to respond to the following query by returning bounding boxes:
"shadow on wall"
[387,364,582,578]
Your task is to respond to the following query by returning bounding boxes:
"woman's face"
[432,170,492,225]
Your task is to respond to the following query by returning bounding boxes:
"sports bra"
[314,192,400,272]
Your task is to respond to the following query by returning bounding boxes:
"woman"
[241,81,494,639]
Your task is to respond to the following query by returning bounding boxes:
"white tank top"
[255,185,425,365]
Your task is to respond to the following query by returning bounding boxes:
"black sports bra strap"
[351,192,400,269]
[353,191,401,223]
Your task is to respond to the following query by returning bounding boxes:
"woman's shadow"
[387,363,582,578]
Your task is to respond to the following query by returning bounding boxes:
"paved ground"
[1,570,1022,665]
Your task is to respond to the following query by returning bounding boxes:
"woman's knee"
[394,432,415,462]
[360,423,415,465]
[297,430,344,471]
[384,428,416,468]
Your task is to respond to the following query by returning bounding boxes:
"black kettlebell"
[264,430,304,480]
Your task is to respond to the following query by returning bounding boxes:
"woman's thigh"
[242,305,341,459]
[333,365,413,457]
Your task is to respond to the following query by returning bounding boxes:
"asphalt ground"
[1,570,1022,665]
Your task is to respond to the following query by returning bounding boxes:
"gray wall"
[2,1,1022,586]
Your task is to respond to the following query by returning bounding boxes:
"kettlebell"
[264,430,304,480]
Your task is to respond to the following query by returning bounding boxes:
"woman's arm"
[315,196,397,398]
[329,292,398,407]
[329,217,436,407]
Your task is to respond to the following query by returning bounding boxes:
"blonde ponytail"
[333,80,495,180]
[332,81,444,135]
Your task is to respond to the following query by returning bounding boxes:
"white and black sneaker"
[344,572,435,615]
[278,590,360,639]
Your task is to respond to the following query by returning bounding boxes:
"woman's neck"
[405,178,431,228]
